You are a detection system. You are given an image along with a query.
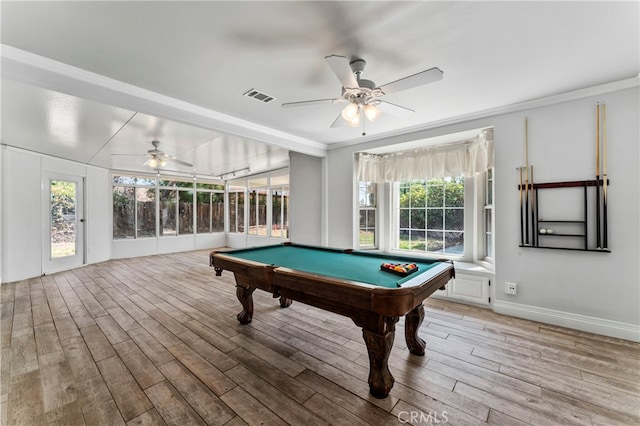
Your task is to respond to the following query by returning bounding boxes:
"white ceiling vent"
[243,88,275,104]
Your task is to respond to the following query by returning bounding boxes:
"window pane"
[196,182,225,190]
[427,209,443,229]
[410,230,426,251]
[398,229,410,250]
[486,169,493,205]
[399,183,411,208]
[158,179,193,188]
[485,232,494,259]
[50,180,77,258]
[427,184,443,207]
[137,187,156,237]
[410,182,426,207]
[248,191,257,234]
[427,231,444,252]
[444,231,464,254]
[445,208,464,231]
[160,189,176,236]
[179,190,194,235]
[113,186,135,239]
[445,178,464,207]
[410,209,425,229]
[282,191,288,237]
[257,190,267,235]
[196,191,211,234]
[237,192,245,233]
[272,190,283,237]
[399,209,409,228]
[229,192,237,233]
[212,193,224,232]
[359,182,376,207]
[366,209,376,228]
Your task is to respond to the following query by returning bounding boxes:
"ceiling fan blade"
[282,98,344,108]
[166,158,193,168]
[379,67,443,95]
[325,55,359,88]
[377,101,414,117]
[330,113,345,128]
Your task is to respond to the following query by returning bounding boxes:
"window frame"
[111,173,225,240]
[357,181,378,249]
[391,176,466,258]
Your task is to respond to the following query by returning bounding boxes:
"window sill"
[453,261,494,277]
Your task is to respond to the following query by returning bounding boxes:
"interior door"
[43,173,85,273]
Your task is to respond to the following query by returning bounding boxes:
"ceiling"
[1,1,638,179]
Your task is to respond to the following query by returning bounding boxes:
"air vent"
[243,88,276,104]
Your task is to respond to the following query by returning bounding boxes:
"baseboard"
[493,299,640,342]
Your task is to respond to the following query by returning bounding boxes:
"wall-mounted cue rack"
[518,178,610,252]
[517,103,610,253]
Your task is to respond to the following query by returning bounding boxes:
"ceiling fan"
[112,140,193,169]
[282,55,443,129]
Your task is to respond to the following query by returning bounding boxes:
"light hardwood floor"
[1,250,639,425]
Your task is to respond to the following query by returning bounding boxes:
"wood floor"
[1,250,639,426]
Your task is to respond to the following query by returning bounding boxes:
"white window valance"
[357,132,494,183]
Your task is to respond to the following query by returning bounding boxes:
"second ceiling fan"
[282,55,443,129]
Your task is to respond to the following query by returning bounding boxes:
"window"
[112,175,156,239]
[271,187,289,238]
[358,182,377,248]
[112,174,223,239]
[248,178,268,236]
[228,184,245,233]
[195,183,225,234]
[484,168,495,261]
[228,172,289,238]
[178,190,194,235]
[271,174,289,238]
[395,177,464,255]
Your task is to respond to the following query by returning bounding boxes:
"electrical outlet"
[505,282,517,295]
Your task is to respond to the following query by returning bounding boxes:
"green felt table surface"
[223,245,441,288]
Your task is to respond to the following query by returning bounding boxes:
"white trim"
[328,75,640,151]
[1,45,327,158]
[493,299,640,343]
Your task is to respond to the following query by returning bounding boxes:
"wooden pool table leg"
[235,285,255,324]
[360,316,399,399]
[279,296,292,308]
[404,304,426,355]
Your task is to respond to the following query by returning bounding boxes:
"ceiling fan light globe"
[159,158,167,167]
[364,104,380,122]
[148,157,158,168]
[347,113,361,128]
[341,103,359,121]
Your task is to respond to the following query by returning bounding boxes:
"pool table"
[209,242,454,398]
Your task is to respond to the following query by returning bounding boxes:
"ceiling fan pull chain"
[362,111,367,136]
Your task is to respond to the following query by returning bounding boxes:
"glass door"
[43,174,85,273]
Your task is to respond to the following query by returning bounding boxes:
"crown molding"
[1,44,327,158]
[328,75,640,151]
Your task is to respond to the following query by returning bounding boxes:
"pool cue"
[595,103,601,249]
[524,117,530,245]
[519,166,524,246]
[530,165,536,247]
[602,102,608,249]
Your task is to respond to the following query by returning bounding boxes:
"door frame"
[42,172,86,274]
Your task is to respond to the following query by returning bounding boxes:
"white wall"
[289,151,324,245]
[324,85,639,340]
[0,147,112,283]
[1,147,42,282]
